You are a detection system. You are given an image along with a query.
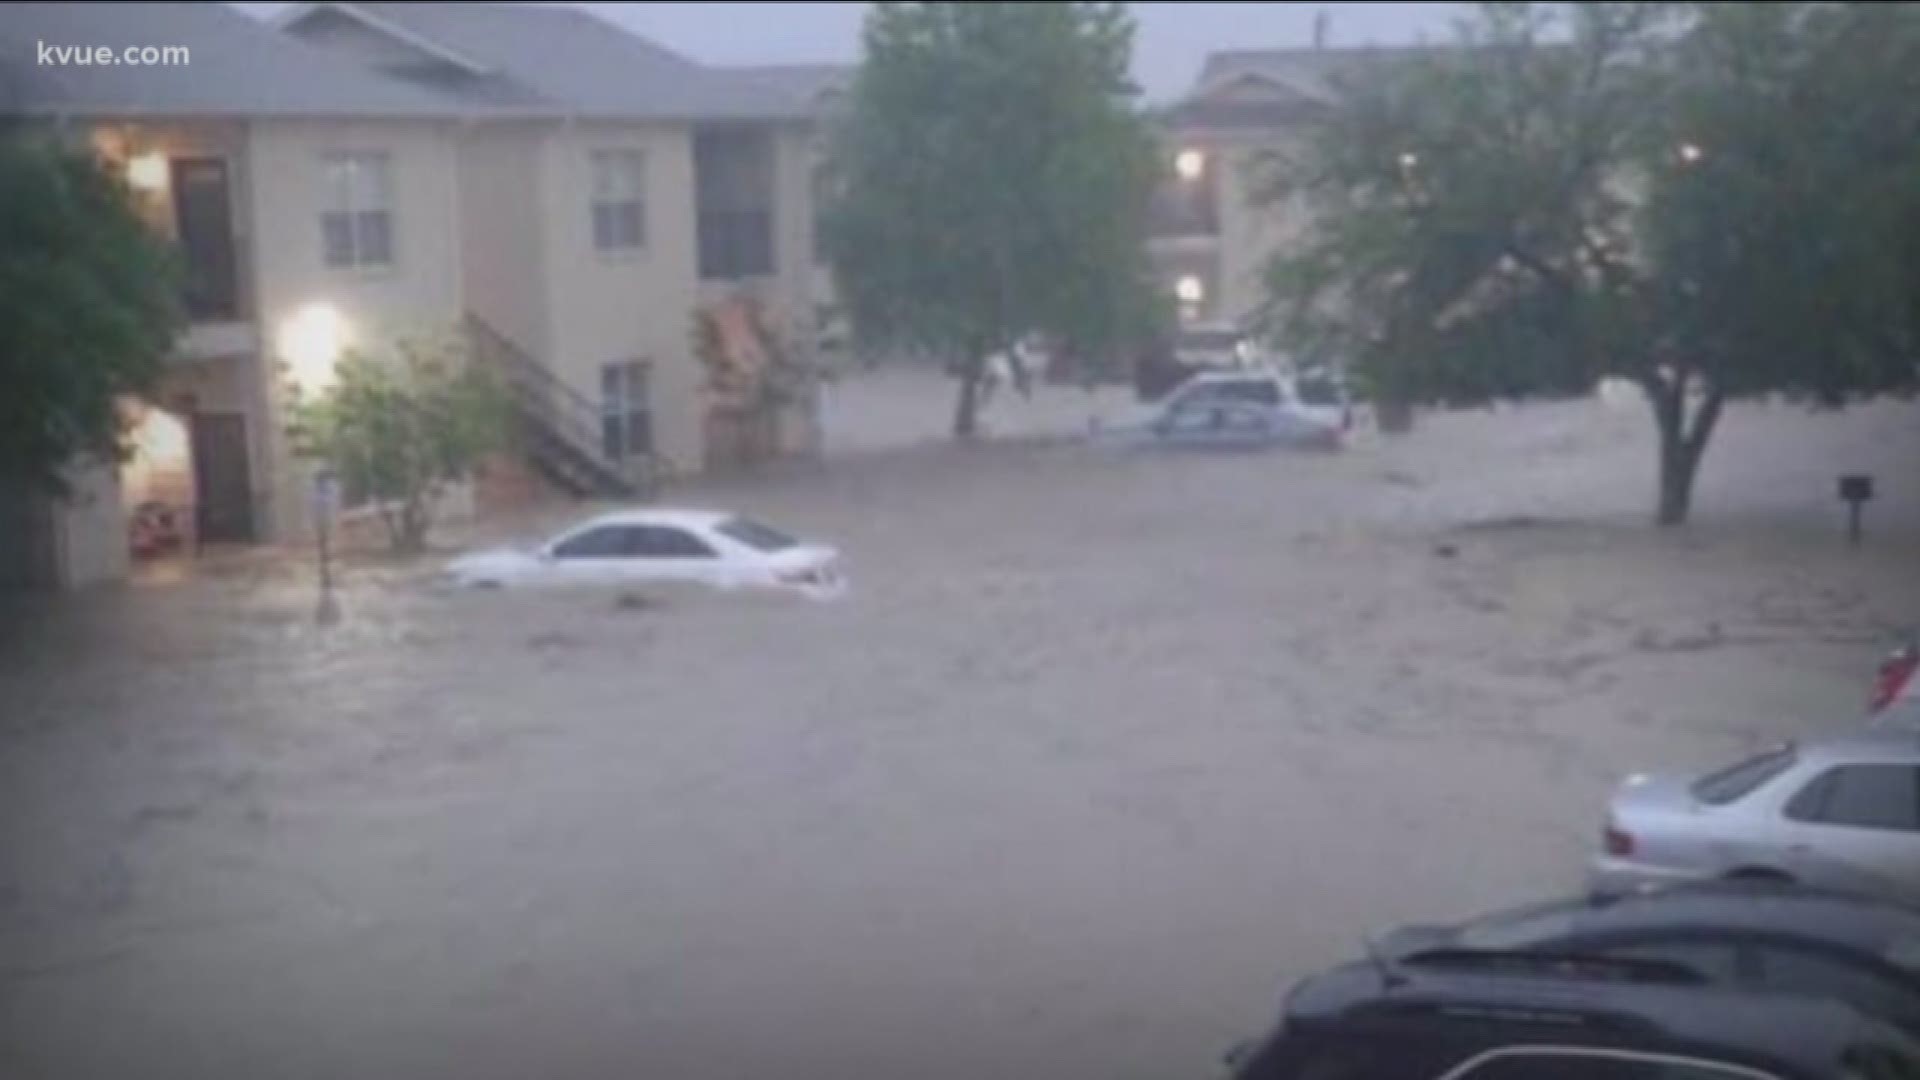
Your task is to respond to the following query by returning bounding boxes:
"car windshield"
[717,516,800,552]
[1691,745,1799,805]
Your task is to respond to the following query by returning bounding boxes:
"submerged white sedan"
[446,509,846,600]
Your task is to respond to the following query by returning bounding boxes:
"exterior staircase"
[463,314,646,499]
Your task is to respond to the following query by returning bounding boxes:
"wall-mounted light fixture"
[278,303,348,395]
[126,151,168,194]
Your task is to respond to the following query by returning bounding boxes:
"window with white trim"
[589,149,647,253]
[320,151,393,269]
[600,360,653,460]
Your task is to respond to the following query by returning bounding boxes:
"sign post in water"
[313,469,341,623]
[1839,474,1874,547]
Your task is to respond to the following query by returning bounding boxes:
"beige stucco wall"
[457,123,550,359]
[246,117,465,538]
[91,120,258,320]
[534,122,705,472]
[1151,119,1313,333]
[1216,138,1302,329]
[771,127,817,326]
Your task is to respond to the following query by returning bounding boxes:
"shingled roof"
[280,2,815,121]
[0,1,471,119]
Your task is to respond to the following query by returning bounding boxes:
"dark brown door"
[190,413,253,543]
[170,158,238,320]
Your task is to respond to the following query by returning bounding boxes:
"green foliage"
[1263,2,1920,524]
[0,133,182,492]
[287,336,507,553]
[821,2,1159,435]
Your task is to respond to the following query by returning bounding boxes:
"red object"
[1871,647,1918,714]
[1604,822,1635,857]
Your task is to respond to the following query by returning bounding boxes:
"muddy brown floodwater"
[3,397,1918,1080]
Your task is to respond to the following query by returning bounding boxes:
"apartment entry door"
[189,413,254,543]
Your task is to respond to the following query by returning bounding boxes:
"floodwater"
[3,395,1917,1079]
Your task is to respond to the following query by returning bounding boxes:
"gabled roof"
[1196,46,1449,102]
[1164,45,1443,131]
[279,2,814,121]
[0,2,471,119]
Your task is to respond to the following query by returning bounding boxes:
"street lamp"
[1678,142,1705,165]
[1174,148,1206,181]
[1175,275,1206,305]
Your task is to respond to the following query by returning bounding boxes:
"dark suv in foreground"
[1225,946,1920,1079]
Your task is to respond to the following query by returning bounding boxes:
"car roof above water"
[1283,955,1917,1074]
[572,508,736,531]
[1459,883,1920,959]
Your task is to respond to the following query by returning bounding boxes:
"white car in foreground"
[446,509,846,600]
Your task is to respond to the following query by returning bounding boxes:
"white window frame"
[1436,1045,1783,1080]
[319,150,394,270]
[599,359,653,460]
[589,148,647,254]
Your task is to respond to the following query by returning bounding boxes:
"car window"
[1692,744,1798,805]
[1786,765,1920,831]
[551,525,627,560]
[630,526,718,560]
[1220,403,1273,431]
[1605,941,1745,983]
[716,517,799,553]
[1168,382,1223,410]
[1221,379,1281,406]
[1749,945,1920,1028]
[1444,1048,1781,1079]
[1165,402,1228,432]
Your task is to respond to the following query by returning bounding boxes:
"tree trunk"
[1655,422,1696,527]
[951,353,985,440]
[1376,396,1415,434]
[390,494,430,554]
[1644,374,1724,527]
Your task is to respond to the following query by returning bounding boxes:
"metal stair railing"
[462,313,641,497]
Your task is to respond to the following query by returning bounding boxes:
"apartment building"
[1149,47,1412,332]
[0,2,821,588]
[278,2,821,486]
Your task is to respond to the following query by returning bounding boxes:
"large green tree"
[1264,2,1920,524]
[821,1,1158,438]
[0,134,181,491]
